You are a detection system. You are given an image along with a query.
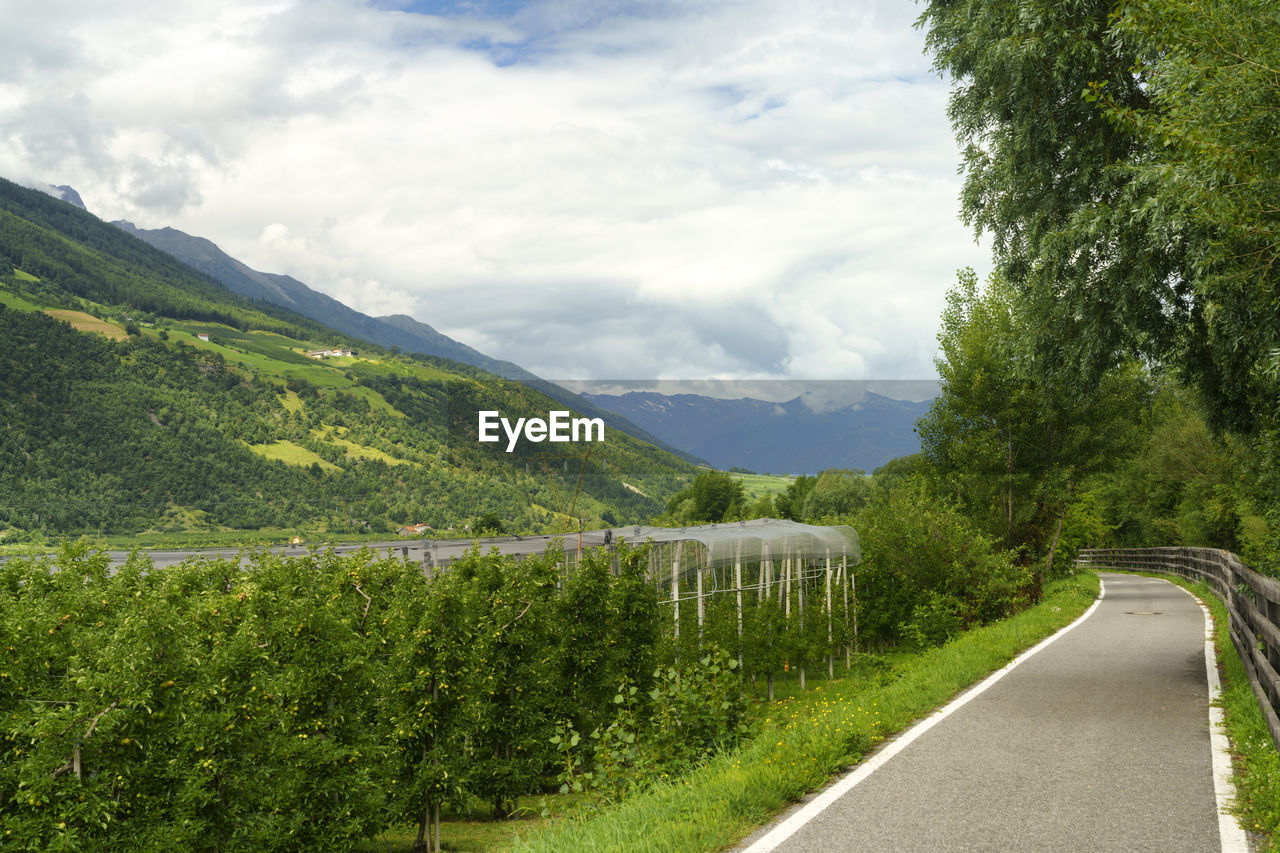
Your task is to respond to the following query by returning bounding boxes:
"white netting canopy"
[617,518,859,567]
[608,519,860,600]
[607,519,859,611]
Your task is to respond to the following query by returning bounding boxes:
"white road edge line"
[741,576,1109,853]
[1171,582,1251,853]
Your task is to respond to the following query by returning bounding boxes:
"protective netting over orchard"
[621,519,861,676]
[619,517,859,590]
[403,517,862,681]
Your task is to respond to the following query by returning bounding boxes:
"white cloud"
[0,0,989,381]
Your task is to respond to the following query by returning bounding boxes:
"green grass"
[44,308,130,340]
[348,357,458,383]
[1114,570,1279,851]
[344,384,405,416]
[13,268,40,282]
[314,426,416,465]
[166,325,354,386]
[244,439,341,472]
[512,573,1100,853]
[0,286,44,311]
[280,389,305,413]
[171,323,322,365]
[1213,612,1280,850]
[0,288,448,408]
[730,472,796,499]
[362,793,592,853]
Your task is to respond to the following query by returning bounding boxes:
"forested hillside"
[0,178,692,540]
[111,218,700,464]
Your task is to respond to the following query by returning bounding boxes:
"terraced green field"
[731,471,796,499]
[244,439,342,472]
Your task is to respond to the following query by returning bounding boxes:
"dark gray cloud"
[415,279,789,377]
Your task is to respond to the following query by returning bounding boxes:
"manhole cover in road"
[1124,611,1163,615]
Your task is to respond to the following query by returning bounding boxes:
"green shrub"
[853,482,1032,647]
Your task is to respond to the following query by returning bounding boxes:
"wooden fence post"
[784,551,792,618]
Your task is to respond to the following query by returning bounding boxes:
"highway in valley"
[6,518,857,574]
[4,528,636,573]
[5,521,790,573]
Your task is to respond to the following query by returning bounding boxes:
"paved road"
[4,519,820,572]
[0,526,649,572]
[741,573,1243,853]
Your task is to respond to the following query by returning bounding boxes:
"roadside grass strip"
[513,573,1100,853]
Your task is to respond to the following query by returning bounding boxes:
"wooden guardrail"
[1078,547,1280,749]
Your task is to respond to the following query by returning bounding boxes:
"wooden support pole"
[839,554,850,666]
[797,552,806,690]
[762,543,772,602]
[826,548,833,679]
[756,548,764,602]
[784,551,792,618]
[783,547,793,688]
[735,541,744,669]
[696,544,705,643]
[432,678,441,853]
[846,554,855,659]
[672,541,682,641]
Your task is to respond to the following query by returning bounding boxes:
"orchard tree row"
[1,518,1034,852]
[0,542,745,852]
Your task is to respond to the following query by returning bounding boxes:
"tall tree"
[1102,0,1280,430]
[918,269,1147,573]
[917,0,1280,432]
[917,0,1177,385]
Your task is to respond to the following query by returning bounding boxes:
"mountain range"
[0,176,693,539]
[31,180,927,480]
[583,390,931,475]
[105,217,698,464]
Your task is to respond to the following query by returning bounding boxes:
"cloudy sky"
[0,0,989,382]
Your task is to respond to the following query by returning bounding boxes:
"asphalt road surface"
[740,573,1246,853]
[2,528,636,573]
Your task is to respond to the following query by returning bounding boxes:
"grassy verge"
[1116,570,1279,851]
[360,793,591,853]
[363,659,892,853]
[511,573,1100,853]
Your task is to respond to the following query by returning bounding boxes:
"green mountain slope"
[0,178,693,540]
[109,220,484,363]
[111,218,705,464]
